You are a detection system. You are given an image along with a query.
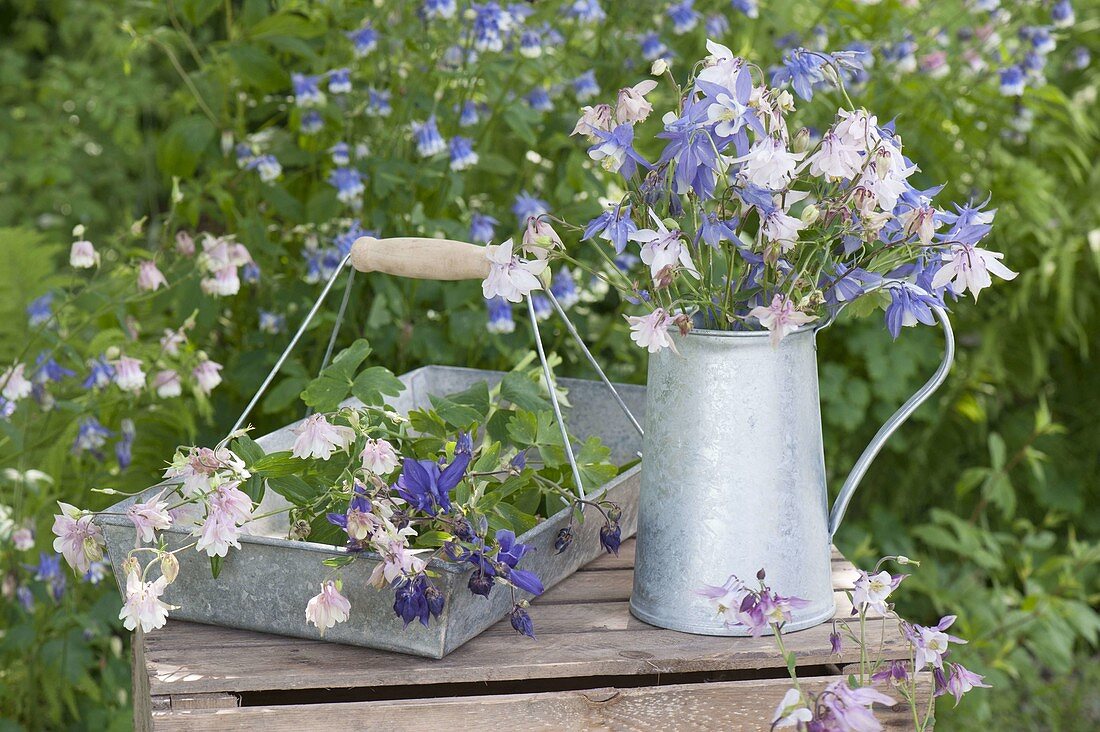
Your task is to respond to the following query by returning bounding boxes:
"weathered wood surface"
[137,539,916,730]
[151,675,931,731]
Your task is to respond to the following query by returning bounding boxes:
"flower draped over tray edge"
[482,40,1016,348]
[55,340,624,639]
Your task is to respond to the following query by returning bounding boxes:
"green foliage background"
[1,0,1098,729]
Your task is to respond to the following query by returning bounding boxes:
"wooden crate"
[133,540,930,731]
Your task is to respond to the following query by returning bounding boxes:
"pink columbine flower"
[772,688,813,729]
[930,243,1017,300]
[368,535,427,589]
[126,491,172,544]
[114,356,146,393]
[852,569,904,616]
[200,266,241,297]
[175,231,195,256]
[292,414,356,461]
[164,447,220,497]
[615,79,658,124]
[160,328,187,357]
[696,574,749,616]
[194,481,253,557]
[944,662,990,705]
[137,260,168,292]
[305,580,351,635]
[521,218,563,260]
[1,363,32,401]
[625,308,679,354]
[69,240,99,268]
[192,359,223,396]
[119,570,173,633]
[361,438,398,475]
[570,104,614,141]
[52,502,106,573]
[820,680,897,729]
[152,370,182,398]
[749,294,817,346]
[12,527,34,551]
[481,239,547,304]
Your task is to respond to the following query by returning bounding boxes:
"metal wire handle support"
[228,253,353,436]
[544,290,644,438]
[526,296,586,499]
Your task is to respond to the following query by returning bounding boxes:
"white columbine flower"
[697,39,744,92]
[1,363,32,401]
[706,92,750,138]
[192,359,223,396]
[305,580,352,635]
[70,240,99,269]
[806,131,862,180]
[521,218,563,260]
[152,370,182,399]
[292,414,356,461]
[761,207,808,251]
[137,260,168,292]
[931,243,1017,300]
[481,239,547,303]
[52,502,106,573]
[615,80,658,124]
[625,308,678,354]
[852,569,900,615]
[126,491,173,544]
[361,438,399,475]
[734,137,805,190]
[571,104,614,142]
[119,569,174,633]
[630,216,699,280]
[833,108,880,150]
[749,294,817,346]
[772,688,813,729]
[114,356,146,393]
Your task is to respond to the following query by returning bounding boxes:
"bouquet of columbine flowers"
[483,40,1016,348]
[53,340,622,639]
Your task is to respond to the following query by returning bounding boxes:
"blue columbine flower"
[247,154,282,183]
[328,167,365,205]
[496,530,544,596]
[1052,0,1075,27]
[472,2,508,52]
[0,398,15,420]
[73,416,112,459]
[393,574,445,628]
[771,48,828,100]
[330,142,351,166]
[291,73,324,107]
[346,26,378,57]
[550,268,580,309]
[731,0,759,18]
[26,293,53,327]
[696,213,739,249]
[572,70,600,101]
[396,454,470,514]
[486,297,515,333]
[423,0,457,19]
[600,521,622,555]
[33,552,66,601]
[470,213,498,243]
[657,101,721,198]
[999,65,1026,95]
[519,29,542,58]
[589,123,650,179]
[705,14,730,38]
[33,353,75,384]
[449,136,479,171]
[513,191,549,225]
[115,418,135,470]
[567,0,606,23]
[639,32,669,62]
[334,219,370,257]
[526,86,553,113]
[459,100,480,127]
[1071,46,1090,70]
[303,246,342,284]
[822,263,881,307]
[1026,26,1056,55]
[532,295,552,320]
[16,586,34,611]
[667,0,701,34]
[884,283,943,339]
[366,88,392,117]
[82,356,114,390]
[510,604,535,637]
[584,203,637,254]
[412,116,446,157]
[241,261,260,284]
[84,561,108,585]
[614,252,641,272]
[259,310,285,334]
[328,67,351,94]
[300,110,324,135]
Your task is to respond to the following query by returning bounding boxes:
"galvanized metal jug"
[630,287,954,635]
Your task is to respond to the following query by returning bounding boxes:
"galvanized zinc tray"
[98,365,644,659]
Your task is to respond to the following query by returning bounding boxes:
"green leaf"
[576,436,618,488]
[301,339,372,411]
[248,12,325,40]
[267,475,322,505]
[210,555,223,579]
[501,372,551,412]
[506,411,539,446]
[156,115,216,177]
[262,376,309,414]
[250,451,299,477]
[350,366,404,406]
[471,442,502,473]
[243,474,266,504]
[502,107,537,145]
[429,381,490,428]
[180,0,222,25]
[232,435,266,466]
[226,44,290,92]
[494,501,539,535]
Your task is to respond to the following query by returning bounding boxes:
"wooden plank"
[150,674,931,731]
[133,631,153,732]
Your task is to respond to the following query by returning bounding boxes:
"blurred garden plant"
[1,0,1098,729]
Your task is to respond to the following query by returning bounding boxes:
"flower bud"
[651,58,669,76]
[606,504,622,523]
[160,553,180,584]
[756,568,767,581]
[122,556,140,578]
[554,527,574,554]
[83,536,104,564]
[289,519,312,540]
[800,204,820,225]
[792,127,811,153]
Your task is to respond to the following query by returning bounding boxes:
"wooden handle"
[349,236,490,280]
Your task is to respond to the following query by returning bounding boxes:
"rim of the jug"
[665,323,818,338]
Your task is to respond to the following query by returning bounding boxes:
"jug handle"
[817,279,955,539]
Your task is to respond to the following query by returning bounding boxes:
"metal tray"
[98,366,644,658]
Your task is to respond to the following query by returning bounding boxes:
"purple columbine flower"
[667,0,701,34]
[589,123,650,179]
[259,310,285,334]
[333,219,369,257]
[526,86,553,113]
[72,416,112,458]
[449,136,479,171]
[328,167,365,205]
[366,88,391,117]
[584,203,637,255]
[567,0,605,23]
[393,574,444,628]
[657,101,721,199]
[944,662,991,704]
[471,2,507,52]
[329,141,351,166]
[346,26,378,57]
[1001,65,1027,96]
[422,0,457,19]
[696,212,739,249]
[115,418,135,470]
[291,73,324,107]
[328,67,351,94]
[485,296,515,334]
[33,353,75,384]
[470,213,498,244]
[412,116,446,157]
[33,552,66,602]
[772,49,865,101]
[16,585,34,611]
[572,69,600,101]
[300,110,323,135]
[82,356,115,390]
[459,100,480,127]
[512,191,549,226]
[554,526,573,553]
[550,267,580,309]
[509,604,535,637]
[884,282,942,339]
[26,293,53,327]
[396,453,470,514]
[872,659,910,685]
[599,521,622,555]
[519,29,542,58]
[1052,0,1075,27]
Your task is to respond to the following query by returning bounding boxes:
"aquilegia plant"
[481,40,1016,347]
[53,340,622,639]
[700,558,988,731]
